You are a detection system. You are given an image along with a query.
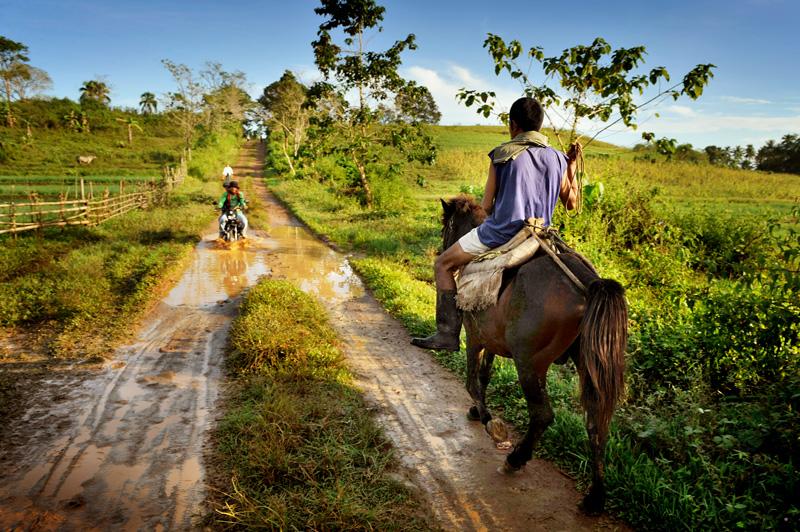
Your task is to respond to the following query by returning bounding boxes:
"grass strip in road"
[207,279,434,531]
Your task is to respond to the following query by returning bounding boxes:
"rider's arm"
[559,149,580,211]
[481,162,497,215]
[218,194,226,209]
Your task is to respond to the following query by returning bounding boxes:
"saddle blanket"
[455,218,544,312]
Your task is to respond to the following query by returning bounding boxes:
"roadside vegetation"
[266,123,799,530]
[0,38,249,419]
[207,279,433,530]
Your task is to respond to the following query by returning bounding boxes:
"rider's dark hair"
[509,97,544,132]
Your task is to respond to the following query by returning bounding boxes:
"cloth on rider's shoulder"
[489,130,549,165]
[218,190,247,210]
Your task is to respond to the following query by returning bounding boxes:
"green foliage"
[258,70,309,175]
[209,280,432,530]
[458,35,715,148]
[394,81,441,124]
[308,0,435,206]
[0,175,217,355]
[269,125,800,530]
[757,134,800,174]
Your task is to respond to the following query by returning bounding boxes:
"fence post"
[59,192,66,230]
[10,202,16,239]
[80,178,85,201]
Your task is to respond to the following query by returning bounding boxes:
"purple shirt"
[476,146,567,248]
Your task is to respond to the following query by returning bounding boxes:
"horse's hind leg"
[581,414,610,514]
[504,357,553,471]
[465,344,493,424]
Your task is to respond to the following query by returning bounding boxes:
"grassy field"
[266,125,799,530]
[206,279,434,530]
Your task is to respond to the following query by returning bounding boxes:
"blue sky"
[3,0,799,148]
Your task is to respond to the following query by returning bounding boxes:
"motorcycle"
[220,208,244,242]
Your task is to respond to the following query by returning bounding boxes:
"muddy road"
[0,143,622,530]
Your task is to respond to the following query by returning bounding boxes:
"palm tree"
[79,80,111,106]
[139,92,157,114]
[116,117,143,145]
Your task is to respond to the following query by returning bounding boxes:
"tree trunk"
[4,78,14,128]
[352,153,372,207]
[282,134,295,175]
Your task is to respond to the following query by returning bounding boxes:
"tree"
[9,65,51,100]
[757,134,800,174]
[395,81,441,124]
[116,116,143,145]
[259,71,310,175]
[457,35,715,150]
[0,36,30,126]
[162,59,204,151]
[310,0,435,206]
[139,92,157,114]
[79,80,111,106]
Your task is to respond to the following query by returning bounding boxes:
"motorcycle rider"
[217,181,248,239]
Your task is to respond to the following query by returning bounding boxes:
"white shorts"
[458,227,490,256]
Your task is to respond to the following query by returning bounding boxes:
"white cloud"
[403,64,520,125]
[666,105,696,117]
[721,96,772,105]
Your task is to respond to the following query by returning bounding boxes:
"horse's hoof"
[485,419,509,443]
[497,461,523,475]
[467,406,481,421]
[579,493,605,516]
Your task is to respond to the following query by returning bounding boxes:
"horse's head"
[440,195,486,250]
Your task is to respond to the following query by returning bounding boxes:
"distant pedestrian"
[222,164,234,187]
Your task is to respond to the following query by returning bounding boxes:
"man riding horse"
[412,97,581,350]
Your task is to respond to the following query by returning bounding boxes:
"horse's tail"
[578,279,627,432]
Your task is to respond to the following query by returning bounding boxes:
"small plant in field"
[116,117,143,146]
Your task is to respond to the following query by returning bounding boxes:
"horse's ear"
[440,198,450,213]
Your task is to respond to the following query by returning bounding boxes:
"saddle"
[455,219,588,311]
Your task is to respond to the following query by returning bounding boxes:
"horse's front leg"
[465,342,492,424]
[503,354,554,471]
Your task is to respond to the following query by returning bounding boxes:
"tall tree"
[0,36,30,126]
[79,79,111,106]
[259,70,310,175]
[458,35,715,150]
[139,91,158,114]
[162,59,204,151]
[395,81,441,124]
[310,0,435,206]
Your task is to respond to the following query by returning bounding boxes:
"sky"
[3,0,799,148]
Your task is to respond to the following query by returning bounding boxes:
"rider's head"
[228,180,239,193]
[509,97,544,136]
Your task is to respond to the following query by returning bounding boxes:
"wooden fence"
[0,157,186,236]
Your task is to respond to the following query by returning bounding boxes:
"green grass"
[206,280,434,530]
[266,125,799,530]
[0,126,183,177]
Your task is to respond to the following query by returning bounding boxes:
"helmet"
[228,181,239,189]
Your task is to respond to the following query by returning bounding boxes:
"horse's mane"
[443,194,486,226]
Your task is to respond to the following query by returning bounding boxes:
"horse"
[440,195,628,515]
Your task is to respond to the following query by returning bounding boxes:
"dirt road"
[0,142,622,531]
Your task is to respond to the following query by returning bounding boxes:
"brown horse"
[441,195,627,515]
